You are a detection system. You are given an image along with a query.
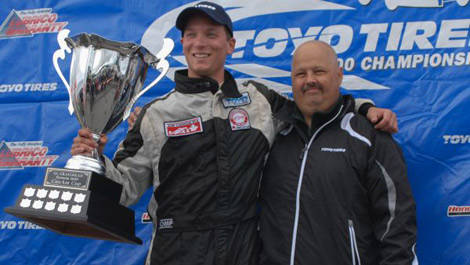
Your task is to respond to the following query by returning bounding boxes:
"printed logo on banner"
[358,0,469,10]
[0,220,43,230]
[142,0,470,94]
[447,205,470,217]
[0,8,68,39]
[141,212,152,223]
[443,135,470,144]
[0,83,58,94]
[0,141,58,170]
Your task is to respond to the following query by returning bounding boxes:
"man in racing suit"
[71,2,398,265]
[259,40,418,265]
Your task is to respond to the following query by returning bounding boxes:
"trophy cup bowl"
[53,30,173,174]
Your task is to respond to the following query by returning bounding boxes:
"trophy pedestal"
[4,168,142,245]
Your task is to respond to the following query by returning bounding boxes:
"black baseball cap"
[176,1,233,37]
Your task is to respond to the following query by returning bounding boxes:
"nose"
[193,34,207,48]
[305,72,317,86]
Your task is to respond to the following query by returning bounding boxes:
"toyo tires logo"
[141,0,470,93]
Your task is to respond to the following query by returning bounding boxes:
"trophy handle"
[123,38,174,121]
[52,29,74,115]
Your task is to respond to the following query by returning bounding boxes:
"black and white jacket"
[103,71,281,265]
[259,95,418,265]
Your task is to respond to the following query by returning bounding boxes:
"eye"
[207,32,217,38]
[184,32,196,38]
[295,72,306,78]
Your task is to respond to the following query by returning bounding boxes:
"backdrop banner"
[0,1,469,264]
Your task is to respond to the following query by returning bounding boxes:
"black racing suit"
[103,71,283,265]
[259,95,418,265]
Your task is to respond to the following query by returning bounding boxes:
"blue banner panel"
[1,0,469,264]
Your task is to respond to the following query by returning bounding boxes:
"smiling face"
[291,41,343,125]
[181,14,235,83]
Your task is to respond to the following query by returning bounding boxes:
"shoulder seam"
[143,89,176,110]
[340,113,372,147]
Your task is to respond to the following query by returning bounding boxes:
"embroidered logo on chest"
[321,147,346,152]
[164,117,203,137]
[159,218,174,229]
[222,92,251,108]
[229,108,251,131]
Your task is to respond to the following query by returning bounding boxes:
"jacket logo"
[222,92,251,108]
[164,117,203,137]
[159,218,174,229]
[321,147,346,152]
[229,108,251,131]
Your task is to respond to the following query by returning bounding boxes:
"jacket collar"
[174,69,241,98]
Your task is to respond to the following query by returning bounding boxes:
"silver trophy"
[3,30,173,244]
[52,29,173,174]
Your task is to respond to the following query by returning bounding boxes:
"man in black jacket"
[259,40,418,265]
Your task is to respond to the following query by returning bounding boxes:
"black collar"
[275,94,355,138]
[174,69,241,98]
[275,94,355,123]
[295,96,344,132]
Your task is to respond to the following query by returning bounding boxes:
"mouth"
[302,85,320,93]
[193,53,210,58]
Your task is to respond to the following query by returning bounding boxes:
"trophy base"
[4,207,142,245]
[4,184,142,245]
[65,155,105,175]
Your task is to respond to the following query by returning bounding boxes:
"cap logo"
[195,4,216,10]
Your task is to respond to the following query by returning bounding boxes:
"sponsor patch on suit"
[229,108,251,131]
[222,92,251,108]
[164,117,203,137]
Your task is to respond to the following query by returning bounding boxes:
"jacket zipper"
[348,219,362,265]
[289,105,344,265]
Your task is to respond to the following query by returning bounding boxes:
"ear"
[227,37,236,55]
[336,66,344,87]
